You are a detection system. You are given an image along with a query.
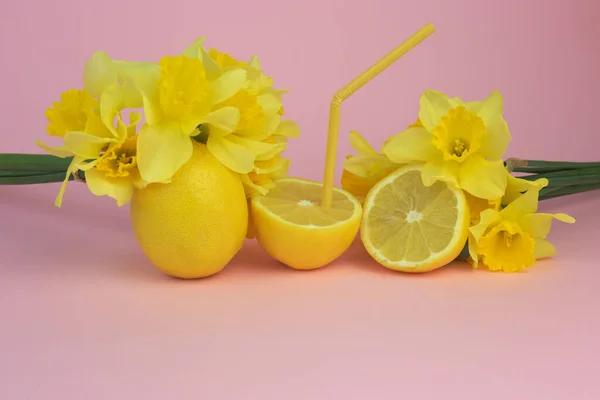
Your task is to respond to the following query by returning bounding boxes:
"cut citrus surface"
[361,164,469,272]
[251,177,362,270]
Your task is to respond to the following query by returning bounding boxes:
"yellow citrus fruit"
[251,177,362,270]
[361,164,469,273]
[130,143,248,279]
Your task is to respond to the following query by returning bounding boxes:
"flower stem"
[0,172,71,185]
[506,158,600,174]
[0,170,61,177]
[539,183,600,201]
[0,154,72,171]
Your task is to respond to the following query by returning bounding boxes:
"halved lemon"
[251,177,362,270]
[361,164,469,272]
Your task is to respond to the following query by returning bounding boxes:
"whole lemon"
[130,142,248,279]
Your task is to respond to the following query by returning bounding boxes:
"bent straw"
[320,22,436,208]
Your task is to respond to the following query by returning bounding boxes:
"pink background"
[1,0,600,399]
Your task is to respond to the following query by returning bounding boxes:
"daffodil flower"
[468,179,575,272]
[37,86,144,207]
[181,39,294,174]
[341,131,402,202]
[382,90,512,200]
[127,51,247,183]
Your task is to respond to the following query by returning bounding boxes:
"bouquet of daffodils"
[1,37,299,207]
[341,89,598,273]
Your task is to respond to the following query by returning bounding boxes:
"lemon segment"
[361,164,469,272]
[251,178,362,270]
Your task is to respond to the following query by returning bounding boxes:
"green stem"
[0,154,72,171]
[539,183,600,201]
[0,172,73,185]
[524,173,600,187]
[520,165,600,181]
[0,170,62,177]
[506,158,600,174]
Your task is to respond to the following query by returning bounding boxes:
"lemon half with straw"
[360,164,469,272]
[251,178,362,270]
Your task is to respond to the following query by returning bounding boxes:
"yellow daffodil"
[341,130,402,202]
[128,49,247,183]
[468,179,575,272]
[181,39,294,174]
[382,90,511,200]
[36,86,144,207]
[44,89,98,138]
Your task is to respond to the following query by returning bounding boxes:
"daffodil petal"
[480,117,511,160]
[349,130,377,155]
[465,91,503,127]
[197,107,240,133]
[421,160,460,187]
[459,156,507,199]
[255,156,290,175]
[500,178,549,221]
[469,208,502,242]
[182,38,222,80]
[382,126,439,163]
[419,90,460,132]
[210,69,247,104]
[127,112,141,137]
[54,156,84,208]
[117,61,162,124]
[182,37,206,58]
[116,61,161,99]
[255,138,287,161]
[257,93,282,115]
[239,173,269,197]
[275,120,300,138]
[83,51,118,98]
[99,84,124,138]
[63,132,112,159]
[343,154,388,178]
[35,140,73,158]
[207,135,254,173]
[467,236,479,267]
[198,46,222,80]
[503,174,546,205]
[137,123,193,183]
[76,159,99,171]
[533,238,557,259]
[519,213,576,239]
[256,114,281,141]
[84,167,134,207]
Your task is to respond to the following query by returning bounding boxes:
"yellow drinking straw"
[320,22,436,208]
